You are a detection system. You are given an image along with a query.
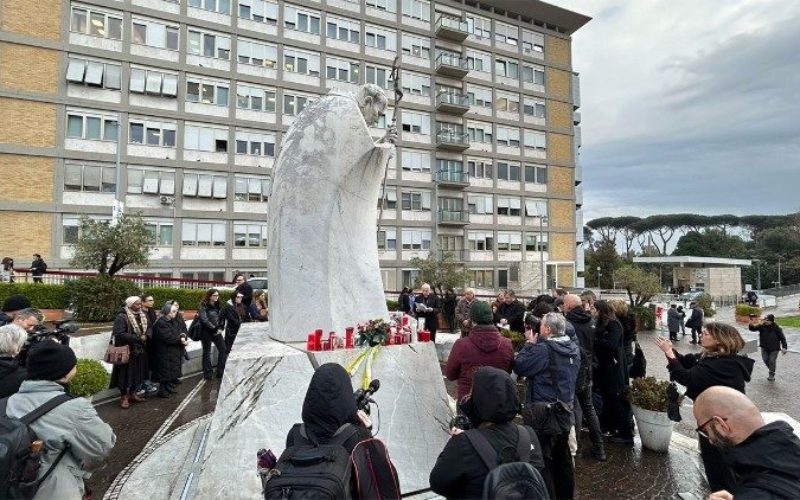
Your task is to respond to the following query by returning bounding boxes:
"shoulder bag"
[522,342,574,436]
[104,333,130,365]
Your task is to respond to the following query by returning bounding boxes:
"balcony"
[435,15,470,42]
[436,128,470,151]
[435,52,470,78]
[436,169,470,187]
[436,249,468,262]
[438,209,469,226]
[436,91,470,115]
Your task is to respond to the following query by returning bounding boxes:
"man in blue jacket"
[514,312,580,500]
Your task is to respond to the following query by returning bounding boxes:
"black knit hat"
[26,342,77,381]
[2,294,30,312]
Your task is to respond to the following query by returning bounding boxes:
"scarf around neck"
[125,307,148,340]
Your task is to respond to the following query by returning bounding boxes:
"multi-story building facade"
[0,0,588,291]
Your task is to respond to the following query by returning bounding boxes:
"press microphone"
[355,379,381,413]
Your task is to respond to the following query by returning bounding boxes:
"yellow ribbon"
[362,345,381,390]
[345,348,369,376]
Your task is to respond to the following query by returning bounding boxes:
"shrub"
[385,299,399,311]
[696,293,715,318]
[0,283,69,309]
[65,277,142,322]
[501,330,526,352]
[144,287,208,310]
[735,303,762,317]
[627,376,683,412]
[632,306,655,331]
[69,359,110,397]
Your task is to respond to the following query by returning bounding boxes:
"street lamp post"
[597,266,601,289]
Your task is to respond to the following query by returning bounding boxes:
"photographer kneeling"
[430,367,546,500]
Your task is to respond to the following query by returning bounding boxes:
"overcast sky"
[547,0,800,221]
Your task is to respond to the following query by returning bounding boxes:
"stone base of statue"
[108,323,452,499]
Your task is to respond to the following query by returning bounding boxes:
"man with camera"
[748,313,788,381]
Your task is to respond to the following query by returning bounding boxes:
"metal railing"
[760,283,800,297]
[436,91,470,108]
[438,209,469,223]
[435,129,470,146]
[436,170,470,183]
[435,15,469,34]
[435,52,469,71]
[4,269,231,289]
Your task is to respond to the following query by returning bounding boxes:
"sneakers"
[768,375,775,381]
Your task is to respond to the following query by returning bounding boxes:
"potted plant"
[500,330,526,352]
[627,376,683,452]
[69,359,111,400]
[735,303,762,324]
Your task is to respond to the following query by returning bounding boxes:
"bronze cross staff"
[377,56,404,234]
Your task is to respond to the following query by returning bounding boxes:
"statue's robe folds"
[267,93,392,341]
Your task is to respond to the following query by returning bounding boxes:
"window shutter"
[212,224,226,245]
[184,127,200,150]
[143,171,159,194]
[160,174,175,195]
[148,23,166,48]
[162,74,178,96]
[83,166,101,190]
[145,72,163,94]
[213,177,227,199]
[66,59,86,83]
[130,69,146,93]
[421,192,431,210]
[85,61,104,86]
[510,198,521,210]
[105,64,121,89]
[183,174,198,196]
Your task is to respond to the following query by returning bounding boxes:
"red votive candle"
[307,333,316,351]
[314,329,323,350]
[345,327,354,348]
[402,315,409,326]
[329,332,337,351]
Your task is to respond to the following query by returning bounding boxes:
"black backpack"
[350,438,400,500]
[0,394,73,499]
[464,425,549,500]
[263,423,358,500]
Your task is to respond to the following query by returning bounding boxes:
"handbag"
[522,342,574,436]
[104,336,130,365]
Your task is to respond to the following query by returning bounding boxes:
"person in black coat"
[221,292,250,353]
[494,289,526,334]
[442,288,457,333]
[29,253,46,283]
[110,296,151,409]
[152,301,188,398]
[655,322,755,492]
[430,367,545,500]
[233,273,254,308]
[0,324,28,398]
[398,287,412,314]
[749,314,788,381]
[141,294,158,386]
[197,288,227,380]
[593,300,632,443]
[415,283,440,342]
[685,302,704,344]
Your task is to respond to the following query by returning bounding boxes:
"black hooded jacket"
[429,367,544,500]
[726,421,800,499]
[666,351,754,400]
[0,356,26,398]
[285,363,371,453]
[565,307,594,390]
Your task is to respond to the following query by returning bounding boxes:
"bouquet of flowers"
[356,318,391,347]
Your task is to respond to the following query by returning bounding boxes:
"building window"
[468,194,493,215]
[365,25,396,51]
[235,131,275,157]
[238,0,278,24]
[378,188,397,209]
[70,6,122,40]
[366,0,396,13]
[145,221,174,246]
[495,91,520,113]
[377,229,397,250]
[183,173,227,199]
[524,130,547,151]
[401,0,429,22]
[466,85,492,108]
[127,168,175,195]
[466,49,490,72]
[63,216,111,244]
[131,17,179,50]
[401,111,430,134]
[468,231,493,251]
[284,4,320,34]
[496,127,520,147]
[467,121,493,143]
[466,14,491,39]
[523,64,545,85]
[401,150,431,171]
[234,223,268,247]
[189,0,231,15]
[495,58,519,79]
[522,30,545,55]
[494,21,518,47]
[401,33,430,59]
[497,232,522,251]
[63,163,116,193]
[326,15,360,44]
[234,176,270,201]
[497,197,521,216]
[186,77,229,106]
[284,48,320,76]
[326,57,360,83]
[187,29,231,59]
[237,84,276,112]
[467,159,492,179]
[524,199,548,219]
[496,162,521,182]
[437,159,463,174]
[182,221,226,247]
[237,38,278,68]
[129,119,176,147]
[468,269,494,287]
[66,58,121,90]
[523,97,546,118]
[526,233,548,252]
[401,229,431,250]
[524,165,547,184]
[184,125,228,153]
[401,71,430,96]
[283,93,315,116]
[401,190,431,211]
[366,64,392,89]
[129,67,178,96]
[66,111,119,141]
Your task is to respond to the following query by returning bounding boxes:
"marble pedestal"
[191,323,452,498]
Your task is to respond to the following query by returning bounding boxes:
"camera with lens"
[354,379,381,415]
[449,414,472,431]
[28,319,79,347]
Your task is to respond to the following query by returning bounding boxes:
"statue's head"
[356,84,388,126]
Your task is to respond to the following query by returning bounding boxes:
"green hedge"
[632,306,656,331]
[735,303,762,317]
[501,330,526,352]
[0,283,69,309]
[69,359,111,397]
[65,277,142,322]
[386,299,399,311]
[144,287,210,310]
[697,293,716,318]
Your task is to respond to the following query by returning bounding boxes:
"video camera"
[28,318,78,347]
[354,379,380,415]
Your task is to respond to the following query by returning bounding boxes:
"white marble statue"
[267,84,397,341]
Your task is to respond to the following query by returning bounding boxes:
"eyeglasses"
[695,416,727,439]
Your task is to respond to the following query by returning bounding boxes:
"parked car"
[248,277,268,291]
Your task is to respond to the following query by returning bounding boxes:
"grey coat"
[7,380,116,500]
[454,298,475,329]
[667,307,681,332]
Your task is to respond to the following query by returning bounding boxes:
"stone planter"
[632,405,674,452]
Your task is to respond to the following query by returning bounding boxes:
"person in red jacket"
[445,300,514,400]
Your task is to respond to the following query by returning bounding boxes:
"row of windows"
[376,229,549,251]
[378,190,548,215]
